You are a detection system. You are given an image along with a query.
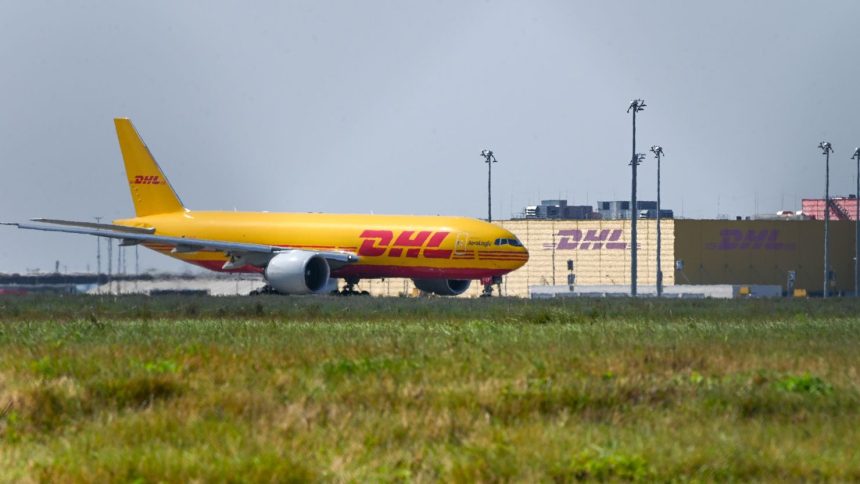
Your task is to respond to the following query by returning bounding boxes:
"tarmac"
[529,284,783,299]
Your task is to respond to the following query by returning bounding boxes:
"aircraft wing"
[3,220,359,270]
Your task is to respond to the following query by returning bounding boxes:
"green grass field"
[1,295,859,482]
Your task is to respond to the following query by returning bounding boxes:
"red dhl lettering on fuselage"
[133,175,162,185]
[358,230,452,258]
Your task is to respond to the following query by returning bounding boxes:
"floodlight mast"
[627,99,646,296]
[651,145,665,297]
[819,141,833,298]
[852,147,860,297]
[94,216,102,295]
[481,149,498,222]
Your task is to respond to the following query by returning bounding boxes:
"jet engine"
[264,251,331,294]
[412,278,471,296]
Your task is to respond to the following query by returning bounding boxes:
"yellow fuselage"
[115,211,529,280]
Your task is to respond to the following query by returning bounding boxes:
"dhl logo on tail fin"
[133,175,163,185]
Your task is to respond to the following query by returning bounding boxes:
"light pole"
[819,141,833,298]
[627,99,646,296]
[852,147,860,297]
[481,149,498,222]
[106,237,113,295]
[651,145,665,297]
[94,216,102,294]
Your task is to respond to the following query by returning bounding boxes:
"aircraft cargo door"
[454,233,469,256]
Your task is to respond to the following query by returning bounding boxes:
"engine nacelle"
[412,278,471,296]
[264,251,331,294]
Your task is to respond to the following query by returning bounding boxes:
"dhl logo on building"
[358,230,452,258]
[705,229,796,251]
[543,229,628,251]
[133,175,162,185]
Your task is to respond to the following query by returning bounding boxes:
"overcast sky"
[2,1,859,274]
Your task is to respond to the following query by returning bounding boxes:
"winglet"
[114,118,186,217]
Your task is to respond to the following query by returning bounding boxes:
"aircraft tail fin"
[114,118,186,217]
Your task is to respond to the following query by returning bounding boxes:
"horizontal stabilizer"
[31,218,155,234]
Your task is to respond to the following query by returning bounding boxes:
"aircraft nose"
[499,229,528,267]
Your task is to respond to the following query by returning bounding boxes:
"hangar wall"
[673,220,856,295]
[478,219,675,297]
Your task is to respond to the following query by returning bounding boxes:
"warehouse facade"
[673,220,855,294]
[361,219,857,297]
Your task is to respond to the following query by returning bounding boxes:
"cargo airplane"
[4,119,528,295]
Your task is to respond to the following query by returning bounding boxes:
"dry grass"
[1,295,859,481]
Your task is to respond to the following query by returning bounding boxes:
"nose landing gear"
[480,276,503,298]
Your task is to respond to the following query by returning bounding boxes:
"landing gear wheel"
[250,285,281,296]
[479,276,503,298]
[339,277,367,296]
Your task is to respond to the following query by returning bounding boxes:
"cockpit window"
[494,237,523,247]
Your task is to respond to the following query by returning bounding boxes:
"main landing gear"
[480,276,503,298]
[336,276,369,296]
[249,284,280,296]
